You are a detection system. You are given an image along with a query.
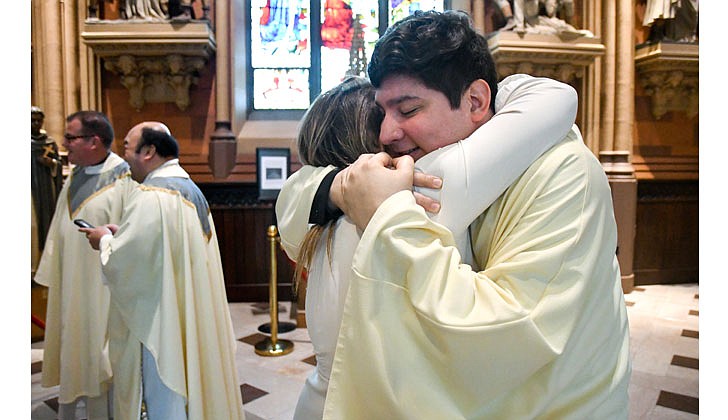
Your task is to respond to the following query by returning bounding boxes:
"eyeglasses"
[63,134,94,141]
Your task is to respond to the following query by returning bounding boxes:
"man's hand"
[79,224,118,250]
[332,152,415,230]
[413,171,442,214]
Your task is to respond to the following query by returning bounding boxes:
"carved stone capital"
[487,31,605,83]
[104,54,207,111]
[635,42,699,120]
[81,21,215,111]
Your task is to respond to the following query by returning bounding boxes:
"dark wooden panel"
[202,183,296,302]
[633,180,698,285]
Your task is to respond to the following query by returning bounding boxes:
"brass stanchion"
[257,223,297,334]
[255,225,294,357]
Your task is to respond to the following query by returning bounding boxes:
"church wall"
[632,82,699,285]
[630,2,699,285]
[100,58,218,166]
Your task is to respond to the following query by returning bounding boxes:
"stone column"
[209,0,238,179]
[600,151,637,293]
[581,0,603,154]
[32,0,84,140]
[79,1,101,110]
[599,0,616,152]
[62,0,81,114]
[599,0,637,293]
[472,0,486,33]
[34,0,66,142]
[614,0,635,152]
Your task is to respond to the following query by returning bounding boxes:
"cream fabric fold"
[101,166,245,420]
[34,153,132,404]
[323,131,631,419]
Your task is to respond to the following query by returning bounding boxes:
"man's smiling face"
[375,74,476,161]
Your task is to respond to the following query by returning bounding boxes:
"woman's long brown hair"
[293,76,383,296]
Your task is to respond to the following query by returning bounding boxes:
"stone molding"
[635,42,699,120]
[81,21,216,111]
[487,31,605,154]
[600,150,635,179]
[487,31,605,83]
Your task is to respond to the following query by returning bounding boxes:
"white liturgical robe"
[323,130,631,419]
[98,160,245,420]
[35,152,131,404]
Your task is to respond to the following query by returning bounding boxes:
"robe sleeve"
[416,74,578,236]
[100,188,166,339]
[275,164,337,260]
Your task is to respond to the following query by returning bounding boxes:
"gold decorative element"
[81,21,216,111]
[635,42,699,120]
[487,31,604,84]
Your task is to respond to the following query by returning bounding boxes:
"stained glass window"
[249,0,447,111]
[251,0,311,109]
[389,0,444,26]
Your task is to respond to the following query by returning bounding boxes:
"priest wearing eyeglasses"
[34,110,133,420]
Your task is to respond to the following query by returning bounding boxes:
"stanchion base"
[254,337,294,357]
[258,322,297,334]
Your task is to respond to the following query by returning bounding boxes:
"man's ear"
[90,135,103,151]
[143,144,157,160]
[465,79,492,123]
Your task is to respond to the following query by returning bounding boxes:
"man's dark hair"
[368,10,498,111]
[66,110,115,148]
[138,128,180,158]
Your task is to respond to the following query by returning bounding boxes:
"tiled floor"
[31,283,699,419]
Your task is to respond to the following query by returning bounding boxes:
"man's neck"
[142,157,177,183]
[87,152,110,167]
[150,157,176,172]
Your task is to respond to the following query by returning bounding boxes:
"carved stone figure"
[493,0,592,38]
[31,106,64,252]
[168,0,210,21]
[642,0,698,43]
[89,0,210,21]
[120,0,167,20]
[542,0,574,25]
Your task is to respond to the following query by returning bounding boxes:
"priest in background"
[82,122,245,420]
[35,110,132,419]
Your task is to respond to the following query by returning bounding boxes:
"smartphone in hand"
[73,219,95,229]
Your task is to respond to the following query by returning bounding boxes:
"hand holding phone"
[73,219,95,229]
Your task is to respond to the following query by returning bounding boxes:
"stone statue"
[113,0,210,21]
[493,0,593,38]
[31,106,64,252]
[168,0,210,21]
[120,0,167,20]
[642,0,698,43]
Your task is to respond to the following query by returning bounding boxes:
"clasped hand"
[331,152,442,230]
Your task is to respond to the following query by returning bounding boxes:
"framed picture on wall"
[256,147,290,201]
